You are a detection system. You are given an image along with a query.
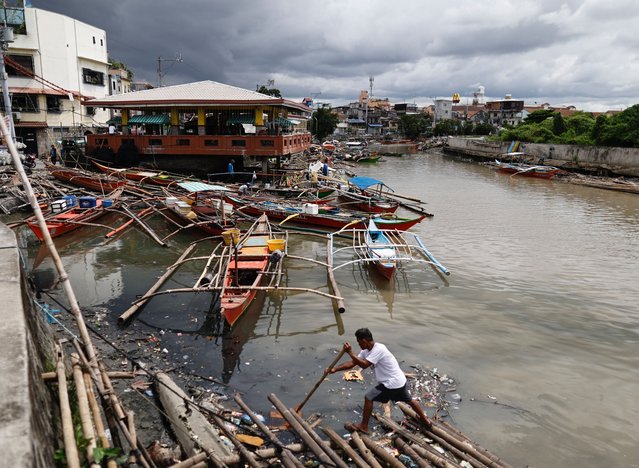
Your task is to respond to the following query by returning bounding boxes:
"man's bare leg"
[408,399,432,427]
[350,397,373,433]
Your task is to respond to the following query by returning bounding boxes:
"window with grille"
[6,54,33,76]
[46,95,61,113]
[82,68,105,86]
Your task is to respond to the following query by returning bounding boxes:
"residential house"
[2,3,111,156]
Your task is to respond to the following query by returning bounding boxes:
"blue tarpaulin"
[349,176,386,190]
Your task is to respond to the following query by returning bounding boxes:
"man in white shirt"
[326,328,432,433]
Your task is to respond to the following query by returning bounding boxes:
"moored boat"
[92,160,199,186]
[364,218,396,279]
[221,214,282,326]
[27,188,122,241]
[163,191,236,236]
[47,164,127,192]
[495,160,561,179]
[339,176,400,213]
[225,195,425,232]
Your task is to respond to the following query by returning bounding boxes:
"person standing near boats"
[49,144,58,165]
[228,159,235,182]
[326,327,432,433]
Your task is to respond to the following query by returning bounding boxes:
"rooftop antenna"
[157,53,183,87]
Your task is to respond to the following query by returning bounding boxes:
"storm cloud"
[33,0,639,111]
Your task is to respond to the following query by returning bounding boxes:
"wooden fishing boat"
[339,176,400,213]
[221,214,280,326]
[355,153,381,163]
[225,195,426,232]
[495,160,561,179]
[27,188,123,241]
[47,164,127,192]
[92,159,198,187]
[364,218,396,279]
[163,191,236,236]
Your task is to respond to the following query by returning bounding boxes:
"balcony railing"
[86,133,312,157]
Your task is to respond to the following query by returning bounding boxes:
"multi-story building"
[485,95,524,127]
[2,3,110,156]
[433,99,453,126]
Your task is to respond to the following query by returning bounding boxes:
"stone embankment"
[0,222,55,467]
[445,137,639,178]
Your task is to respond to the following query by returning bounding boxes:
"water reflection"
[15,150,639,468]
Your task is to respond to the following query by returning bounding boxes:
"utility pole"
[0,26,16,142]
[157,53,183,87]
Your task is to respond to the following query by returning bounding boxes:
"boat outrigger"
[117,214,343,327]
[328,222,450,283]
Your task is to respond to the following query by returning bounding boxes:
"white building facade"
[4,5,110,156]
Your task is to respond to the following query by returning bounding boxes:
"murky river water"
[17,150,639,467]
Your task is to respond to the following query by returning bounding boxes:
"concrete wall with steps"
[445,137,639,177]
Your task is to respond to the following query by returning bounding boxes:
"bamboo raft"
[153,377,513,468]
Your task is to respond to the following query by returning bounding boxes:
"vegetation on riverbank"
[495,104,639,147]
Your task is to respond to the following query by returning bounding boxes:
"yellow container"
[222,228,240,245]
[267,239,286,252]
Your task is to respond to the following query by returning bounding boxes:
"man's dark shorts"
[366,383,412,403]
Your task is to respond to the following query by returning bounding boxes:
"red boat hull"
[49,167,126,192]
[497,166,561,179]
[27,205,110,240]
[226,196,424,231]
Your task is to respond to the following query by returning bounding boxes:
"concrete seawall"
[0,223,55,467]
[445,137,639,177]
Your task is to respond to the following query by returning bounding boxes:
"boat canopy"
[348,176,392,191]
[177,181,231,192]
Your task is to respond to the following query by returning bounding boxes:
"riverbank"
[445,136,639,178]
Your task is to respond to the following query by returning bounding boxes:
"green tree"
[257,85,282,97]
[108,56,133,79]
[399,114,429,139]
[590,114,608,142]
[552,113,567,135]
[524,109,555,124]
[433,119,457,136]
[473,123,494,135]
[312,108,338,141]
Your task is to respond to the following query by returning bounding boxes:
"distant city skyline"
[33,0,639,112]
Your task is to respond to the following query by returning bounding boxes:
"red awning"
[14,121,48,128]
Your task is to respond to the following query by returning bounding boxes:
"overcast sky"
[32,0,639,111]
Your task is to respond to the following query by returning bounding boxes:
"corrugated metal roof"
[83,80,312,114]
[86,80,281,106]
